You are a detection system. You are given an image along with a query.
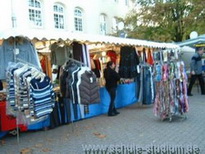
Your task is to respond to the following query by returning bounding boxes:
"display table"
[0,82,137,138]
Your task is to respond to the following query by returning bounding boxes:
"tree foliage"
[123,0,205,42]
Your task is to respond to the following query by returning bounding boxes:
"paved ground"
[0,87,204,154]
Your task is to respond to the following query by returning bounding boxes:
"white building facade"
[0,0,132,35]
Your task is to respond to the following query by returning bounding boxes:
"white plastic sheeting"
[0,28,179,49]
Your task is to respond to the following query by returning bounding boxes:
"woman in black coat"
[104,61,120,116]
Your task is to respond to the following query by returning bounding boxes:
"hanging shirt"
[50,43,72,66]
[147,49,154,65]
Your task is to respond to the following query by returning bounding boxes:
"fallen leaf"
[0,140,6,145]
[93,132,106,139]
[93,132,101,136]
[98,134,107,138]
[20,148,32,154]
[35,144,43,148]
[42,148,51,152]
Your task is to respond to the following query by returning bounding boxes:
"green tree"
[122,0,205,42]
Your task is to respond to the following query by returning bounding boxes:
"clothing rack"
[12,38,42,143]
[16,58,42,70]
[153,49,188,122]
[67,57,85,66]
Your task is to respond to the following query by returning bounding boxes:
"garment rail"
[66,57,85,66]
[13,58,43,143]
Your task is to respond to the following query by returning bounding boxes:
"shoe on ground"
[114,111,120,115]
[108,113,117,116]
[187,93,193,96]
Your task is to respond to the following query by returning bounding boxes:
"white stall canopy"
[0,28,179,49]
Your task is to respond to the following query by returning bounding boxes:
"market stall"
[0,29,180,139]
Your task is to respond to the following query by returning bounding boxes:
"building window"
[28,0,42,27]
[53,4,64,29]
[74,8,83,31]
[100,14,107,35]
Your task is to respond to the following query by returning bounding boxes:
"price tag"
[137,65,140,73]
[90,77,93,83]
[15,48,19,55]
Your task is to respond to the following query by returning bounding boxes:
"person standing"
[187,47,205,96]
[104,61,120,116]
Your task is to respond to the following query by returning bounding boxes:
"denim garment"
[63,98,72,123]
[137,67,144,103]
[0,46,4,79]
[142,66,152,105]
[0,39,41,79]
[134,75,140,100]
[49,102,61,129]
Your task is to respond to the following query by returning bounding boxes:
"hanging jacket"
[50,43,72,66]
[0,38,41,80]
[119,46,139,78]
[78,71,100,105]
[59,61,80,98]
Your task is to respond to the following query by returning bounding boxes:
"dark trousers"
[0,80,3,90]
[188,74,205,94]
[107,88,117,114]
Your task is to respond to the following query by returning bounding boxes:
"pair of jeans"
[0,80,3,90]
[188,74,205,94]
[107,87,117,115]
[134,75,140,100]
[49,102,60,129]
[58,96,74,124]
[143,67,152,105]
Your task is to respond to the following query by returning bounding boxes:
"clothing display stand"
[153,49,189,122]
[12,38,43,143]
[67,57,85,66]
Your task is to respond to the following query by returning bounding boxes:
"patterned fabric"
[6,63,54,124]
[153,61,189,120]
[119,46,139,78]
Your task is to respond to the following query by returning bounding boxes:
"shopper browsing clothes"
[104,61,120,116]
[187,46,205,96]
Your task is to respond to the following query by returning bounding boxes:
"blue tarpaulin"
[1,83,137,138]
